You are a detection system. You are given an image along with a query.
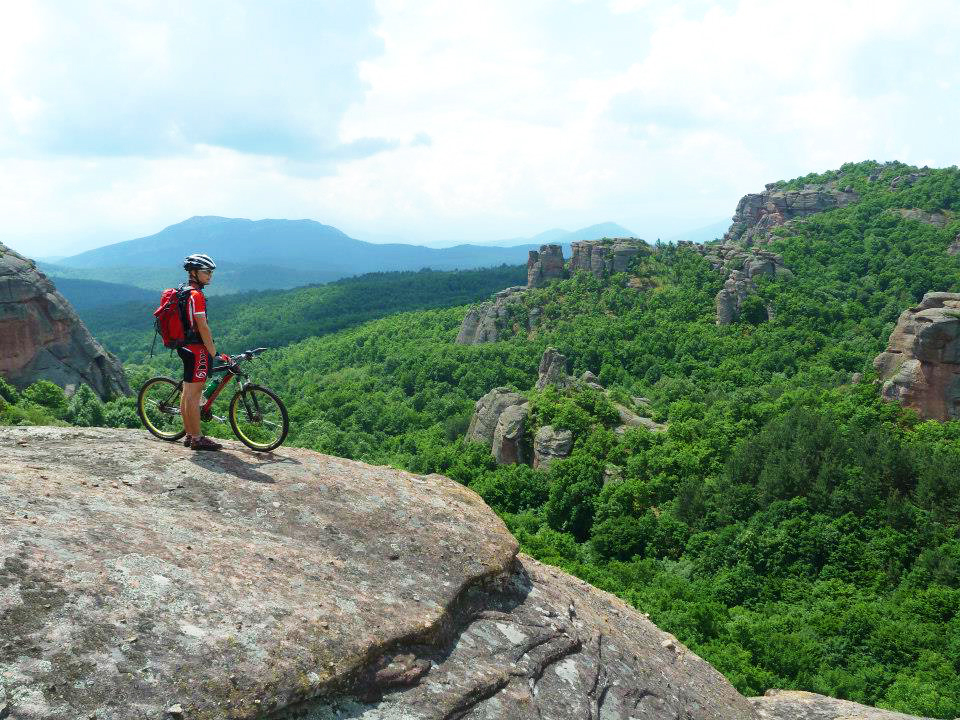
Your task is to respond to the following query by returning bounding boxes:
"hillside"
[45,216,553,292]
[49,277,157,310]
[5,160,960,717]
[184,160,960,717]
[76,264,527,363]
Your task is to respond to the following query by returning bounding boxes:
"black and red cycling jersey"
[181,284,206,346]
[177,283,210,382]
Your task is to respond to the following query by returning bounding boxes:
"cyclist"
[178,253,229,451]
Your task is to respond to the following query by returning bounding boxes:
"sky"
[1,0,958,257]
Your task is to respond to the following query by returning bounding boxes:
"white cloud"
[2,0,959,256]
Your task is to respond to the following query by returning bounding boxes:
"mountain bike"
[136,347,289,452]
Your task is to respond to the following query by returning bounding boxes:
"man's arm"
[195,315,215,357]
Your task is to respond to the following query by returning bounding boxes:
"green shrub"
[22,380,68,418]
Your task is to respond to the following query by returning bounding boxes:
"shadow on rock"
[188,448,300,484]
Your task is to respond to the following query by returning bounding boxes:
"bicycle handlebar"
[212,348,269,373]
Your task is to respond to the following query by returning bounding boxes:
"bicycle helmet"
[183,253,217,271]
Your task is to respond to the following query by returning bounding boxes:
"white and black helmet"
[183,253,216,271]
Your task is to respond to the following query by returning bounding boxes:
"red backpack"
[152,284,191,352]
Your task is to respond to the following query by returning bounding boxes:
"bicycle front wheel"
[229,384,289,452]
[137,376,186,441]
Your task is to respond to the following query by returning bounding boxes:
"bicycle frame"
[153,358,258,423]
[200,360,261,421]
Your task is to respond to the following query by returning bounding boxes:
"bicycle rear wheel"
[229,384,289,451]
[137,377,186,441]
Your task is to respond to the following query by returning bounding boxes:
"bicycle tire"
[137,376,186,441]
[228,384,289,452]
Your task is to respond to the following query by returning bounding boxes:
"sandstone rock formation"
[468,349,664,467]
[895,208,949,228]
[569,238,650,278]
[527,244,566,288]
[455,286,527,344]
[492,402,531,465]
[536,346,573,390]
[533,425,573,469]
[0,242,128,400]
[466,387,528,445]
[889,172,928,189]
[949,233,960,256]
[1,425,762,720]
[750,689,934,719]
[3,428,934,720]
[723,184,859,246]
[691,242,791,325]
[580,370,605,391]
[873,291,960,421]
[614,402,667,434]
[458,239,653,345]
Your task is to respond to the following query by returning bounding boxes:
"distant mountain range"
[475,222,638,248]
[663,219,729,244]
[43,216,641,294]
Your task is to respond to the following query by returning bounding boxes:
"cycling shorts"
[177,344,209,384]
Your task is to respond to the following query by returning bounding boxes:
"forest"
[4,160,960,717]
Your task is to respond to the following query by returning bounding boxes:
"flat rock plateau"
[0,427,934,720]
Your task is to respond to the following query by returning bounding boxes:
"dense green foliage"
[47,277,158,310]
[79,264,527,363]
[8,160,960,716]
[0,377,141,429]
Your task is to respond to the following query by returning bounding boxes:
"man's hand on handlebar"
[217,353,232,365]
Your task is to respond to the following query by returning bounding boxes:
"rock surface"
[569,238,650,279]
[949,233,960,256]
[873,291,960,420]
[895,208,950,228]
[613,402,667,434]
[723,184,859,246]
[0,242,128,400]
[1,426,766,720]
[492,402,531,465]
[466,387,527,446]
[533,425,573,469]
[1,426,517,720]
[455,286,528,345]
[468,349,664,467]
[688,242,791,325]
[536,346,573,390]
[750,689,934,719]
[527,244,566,288]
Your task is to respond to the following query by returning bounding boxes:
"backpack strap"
[177,283,203,346]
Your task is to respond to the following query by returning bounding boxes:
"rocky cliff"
[750,690,936,719]
[691,181,855,324]
[455,286,529,345]
[723,183,859,246]
[2,427,933,720]
[569,238,651,278]
[873,291,960,420]
[457,239,649,345]
[0,242,128,400]
[466,348,665,469]
[680,241,793,325]
[1,425,764,720]
[527,244,566,288]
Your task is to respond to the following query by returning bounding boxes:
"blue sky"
[1,0,958,256]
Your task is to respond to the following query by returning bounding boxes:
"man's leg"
[181,381,203,438]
